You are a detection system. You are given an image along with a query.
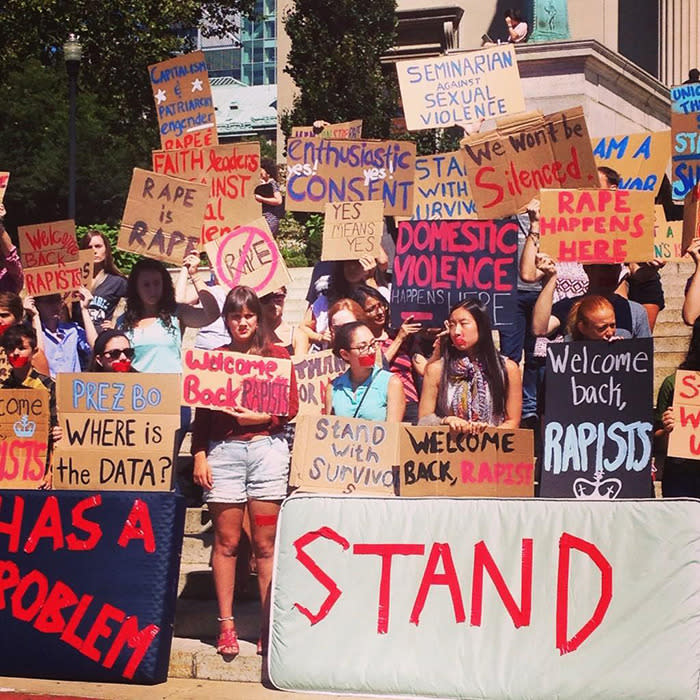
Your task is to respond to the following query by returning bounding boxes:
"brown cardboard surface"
[592,131,671,196]
[290,120,362,139]
[461,107,599,219]
[205,216,291,297]
[17,219,78,268]
[398,425,534,497]
[285,138,416,216]
[321,200,384,261]
[654,205,686,262]
[149,50,218,150]
[292,414,398,495]
[182,347,292,416]
[152,141,262,244]
[668,370,700,459]
[293,350,348,416]
[0,388,49,489]
[538,188,655,263]
[396,45,525,131]
[412,151,477,220]
[671,106,699,202]
[118,168,208,265]
[24,259,84,296]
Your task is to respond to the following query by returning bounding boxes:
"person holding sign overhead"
[191,286,298,659]
[418,299,522,433]
[654,318,700,497]
[325,321,405,422]
[0,204,23,294]
[118,256,218,373]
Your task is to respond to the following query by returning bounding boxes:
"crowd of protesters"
[2,153,700,658]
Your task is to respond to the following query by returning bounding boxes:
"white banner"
[270,495,700,699]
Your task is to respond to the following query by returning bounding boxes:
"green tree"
[281,0,398,139]
[0,0,255,231]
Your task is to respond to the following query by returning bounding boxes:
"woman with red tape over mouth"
[325,321,405,422]
[418,298,522,434]
[89,329,136,373]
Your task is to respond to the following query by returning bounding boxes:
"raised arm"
[177,254,220,329]
[682,238,700,325]
[531,255,561,336]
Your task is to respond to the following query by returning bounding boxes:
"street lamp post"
[63,33,82,221]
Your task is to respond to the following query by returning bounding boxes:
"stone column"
[659,0,700,86]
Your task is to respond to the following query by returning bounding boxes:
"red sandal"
[216,617,239,657]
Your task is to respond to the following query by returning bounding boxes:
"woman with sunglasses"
[325,321,405,422]
[89,330,136,372]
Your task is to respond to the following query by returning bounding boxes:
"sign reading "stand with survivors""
[391,219,517,328]
[412,152,477,220]
[396,45,525,131]
[398,426,533,497]
[54,374,180,491]
[541,339,654,499]
[539,188,655,263]
[668,370,700,459]
[461,107,599,219]
[671,83,700,201]
[182,347,292,416]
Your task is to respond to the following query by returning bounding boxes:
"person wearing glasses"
[418,299,522,433]
[325,321,405,422]
[89,329,136,372]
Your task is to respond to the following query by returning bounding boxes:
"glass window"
[264,20,276,39]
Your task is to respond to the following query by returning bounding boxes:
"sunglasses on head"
[101,347,135,360]
[261,293,286,304]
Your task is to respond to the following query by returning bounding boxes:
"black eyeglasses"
[101,348,135,360]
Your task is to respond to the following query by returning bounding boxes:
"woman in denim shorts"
[191,286,298,658]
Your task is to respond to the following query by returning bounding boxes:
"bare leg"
[248,498,282,653]
[209,502,245,653]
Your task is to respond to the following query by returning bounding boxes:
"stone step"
[170,636,263,682]
[653,336,692,352]
[174,597,262,640]
[182,531,214,565]
[178,562,215,599]
[654,319,693,337]
[184,506,210,535]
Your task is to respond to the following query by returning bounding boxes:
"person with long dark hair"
[191,286,298,658]
[79,230,127,329]
[325,320,405,422]
[418,299,522,433]
[118,256,218,373]
[655,318,700,497]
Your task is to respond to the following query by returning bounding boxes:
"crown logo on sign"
[13,415,36,438]
[573,467,622,500]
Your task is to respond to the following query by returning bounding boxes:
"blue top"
[121,316,182,373]
[331,367,392,421]
[42,322,91,378]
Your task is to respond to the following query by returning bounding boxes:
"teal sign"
[530,0,571,41]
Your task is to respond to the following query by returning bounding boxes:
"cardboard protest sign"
[205,217,291,297]
[395,45,525,131]
[152,142,262,244]
[290,120,363,139]
[17,220,78,268]
[149,50,218,150]
[397,425,533,497]
[667,370,700,459]
[293,350,347,416]
[0,171,9,203]
[461,107,599,219]
[54,374,180,491]
[654,205,685,262]
[391,218,518,328]
[321,201,384,261]
[671,83,700,201]
[118,168,208,265]
[271,494,700,699]
[286,138,416,216]
[292,415,398,495]
[24,259,84,296]
[0,389,49,489]
[538,188,655,263]
[541,338,654,499]
[0,490,184,683]
[182,347,292,416]
[592,131,671,195]
[413,151,477,220]
[682,184,700,253]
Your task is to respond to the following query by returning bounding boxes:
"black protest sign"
[540,338,654,499]
[390,219,518,328]
[0,490,185,683]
